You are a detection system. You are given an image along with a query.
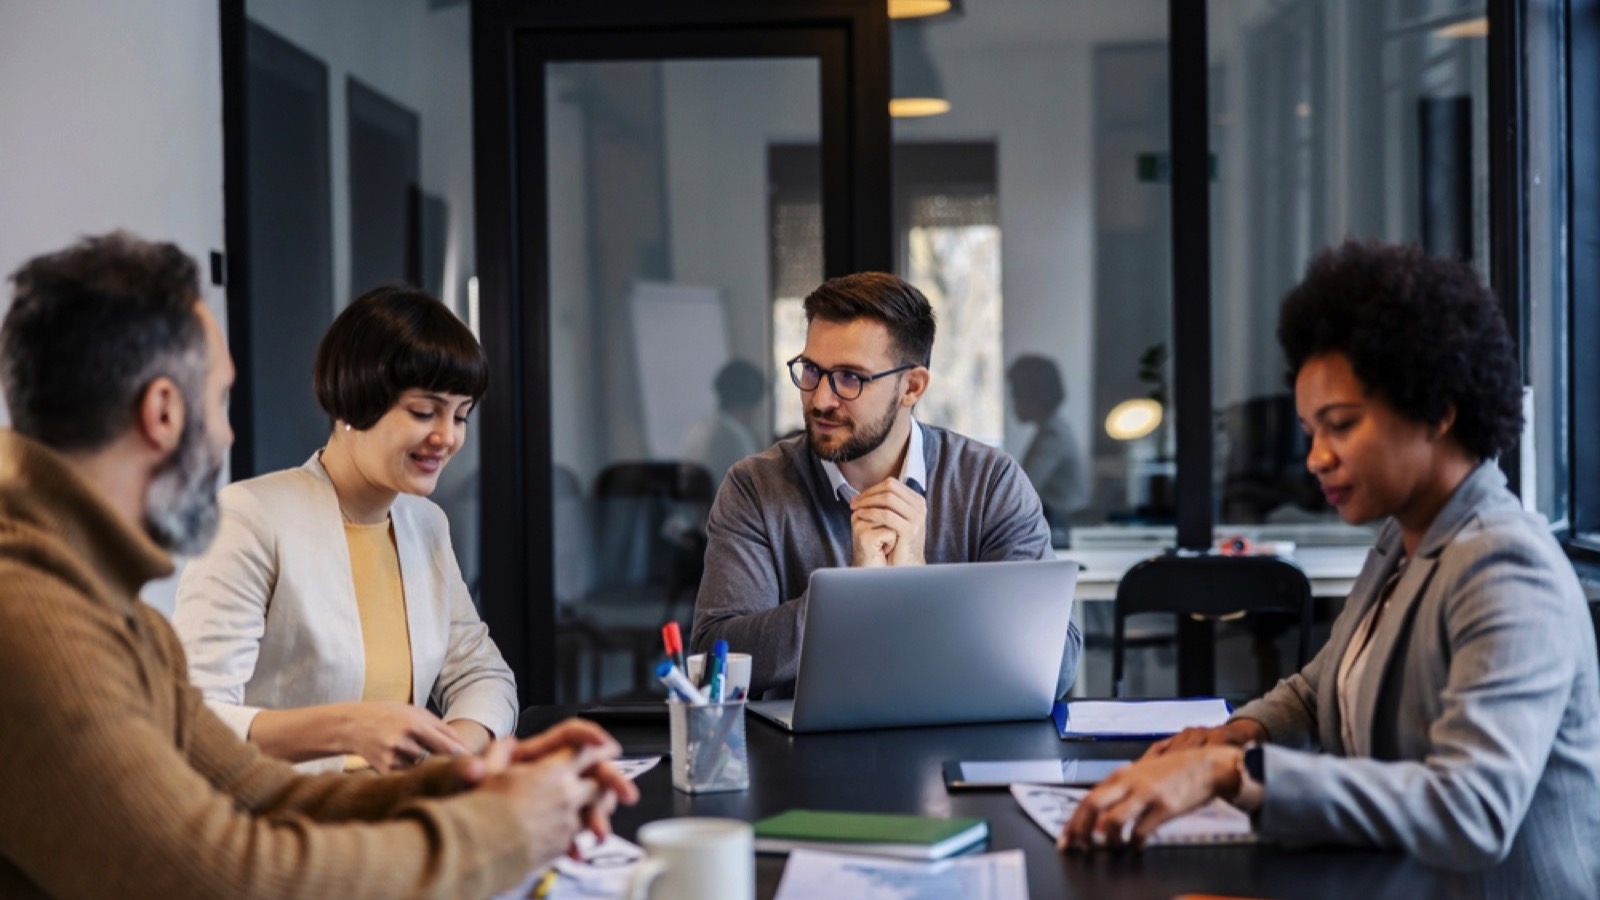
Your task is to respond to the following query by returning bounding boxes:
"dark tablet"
[579,702,670,725]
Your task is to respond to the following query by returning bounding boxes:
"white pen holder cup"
[668,700,749,794]
[625,818,755,900]
[686,653,753,701]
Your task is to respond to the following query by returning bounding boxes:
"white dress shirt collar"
[819,416,927,502]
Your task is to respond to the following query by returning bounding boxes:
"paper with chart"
[1011,784,1255,846]
[773,848,1028,900]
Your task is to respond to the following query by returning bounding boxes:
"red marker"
[661,622,687,682]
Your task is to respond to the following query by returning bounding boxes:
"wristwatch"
[1244,744,1265,786]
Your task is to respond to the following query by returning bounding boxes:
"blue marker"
[708,639,730,703]
[656,659,709,705]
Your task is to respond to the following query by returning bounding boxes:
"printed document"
[1059,698,1231,738]
[774,848,1028,900]
[493,832,644,900]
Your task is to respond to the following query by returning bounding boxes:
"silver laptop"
[748,559,1078,733]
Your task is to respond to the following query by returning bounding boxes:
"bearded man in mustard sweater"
[0,232,637,899]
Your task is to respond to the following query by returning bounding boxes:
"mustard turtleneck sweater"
[0,430,532,899]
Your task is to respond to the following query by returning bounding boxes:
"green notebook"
[753,809,989,860]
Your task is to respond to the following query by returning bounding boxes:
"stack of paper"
[1053,698,1232,740]
[774,848,1028,900]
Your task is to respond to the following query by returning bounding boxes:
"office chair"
[550,464,606,701]
[575,461,714,695]
[1112,553,1312,698]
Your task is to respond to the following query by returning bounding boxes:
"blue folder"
[1053,697,1233,741]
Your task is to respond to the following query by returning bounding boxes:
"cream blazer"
[173,454,518,772]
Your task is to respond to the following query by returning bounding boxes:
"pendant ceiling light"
[891,21,950,118]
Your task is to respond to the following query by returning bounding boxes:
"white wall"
[0,0,228,390]
[0,0,226,615]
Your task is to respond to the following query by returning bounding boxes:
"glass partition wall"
[224,0,1566,708]
[546,58,823,701]
[889,5,1173,546]
[222,0,1542,704]
[1208,0,1489,544]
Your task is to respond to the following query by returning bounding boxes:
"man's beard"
[806,397,899,464]
[144,410,224,556]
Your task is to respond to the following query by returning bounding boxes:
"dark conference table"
[521,707,1464,900]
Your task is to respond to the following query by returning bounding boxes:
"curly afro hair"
[1276,240,1523,461]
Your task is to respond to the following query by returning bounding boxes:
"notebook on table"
[754,809,989,860]
[747,559,1078,733]
[1011,783,1256,846]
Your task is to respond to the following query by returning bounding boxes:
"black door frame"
[471,0,890,703]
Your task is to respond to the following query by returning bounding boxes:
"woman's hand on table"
[1142,718,1266,760]
[1059,745,1244,852]
[337,701,472,772]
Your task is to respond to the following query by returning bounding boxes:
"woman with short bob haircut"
[174,286,517,773]
[1060,241,1600,894]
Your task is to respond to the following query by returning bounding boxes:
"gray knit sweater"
[690,422,1083,698]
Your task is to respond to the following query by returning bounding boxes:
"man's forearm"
[692,594,807,695]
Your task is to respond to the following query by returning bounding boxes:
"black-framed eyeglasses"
[786,355,918,401]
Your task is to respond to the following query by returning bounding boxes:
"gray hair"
[2,231,207,452]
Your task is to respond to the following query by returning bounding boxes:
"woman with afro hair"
[1060,241,1600,895]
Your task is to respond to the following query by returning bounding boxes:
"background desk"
[1059,545,1369,601]
[523,709,1448,900]
[1057,546,1369,697]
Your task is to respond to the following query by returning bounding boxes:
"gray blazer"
[173,455,518,772]
[1233,463,1600,894]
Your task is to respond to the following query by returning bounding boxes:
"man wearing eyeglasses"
[690,272,1082,699]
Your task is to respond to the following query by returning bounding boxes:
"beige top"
[1336,559,1407,753]
[0,429,532,899]
[346,520,414,770]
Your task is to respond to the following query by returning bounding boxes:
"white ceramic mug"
[626,818,754,900]
[686,652,753,700]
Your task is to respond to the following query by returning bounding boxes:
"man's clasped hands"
[451,718,641,863]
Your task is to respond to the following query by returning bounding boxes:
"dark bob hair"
[313,285,488,430]
[1277,240,1523,461]
[802,272,936,367]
